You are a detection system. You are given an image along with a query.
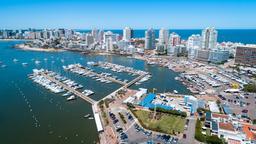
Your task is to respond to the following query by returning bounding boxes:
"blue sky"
[1,0,256,29]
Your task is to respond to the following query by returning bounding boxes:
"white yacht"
[35,60,41,65]
[67,95,76,101]
[82,89,94,96]
[22,63,28,66]
[13,59,19,62]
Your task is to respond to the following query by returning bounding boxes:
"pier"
[100,73,147,101]
[80,67,127,85]
[39,72,96,104]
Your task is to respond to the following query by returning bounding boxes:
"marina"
[29,68,96,104]
[63,63,151,87]
[63,64,126,85]
[0,41,190,144]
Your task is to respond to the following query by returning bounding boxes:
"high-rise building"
[208,49,230,63]
[91,29,99,42]
[187,34,201,49]
[123,27,133,41]
[169,32,181,47]
[187,34,202,59]
[201,27,218,50]
[98,30,104,43]
[145,28,155,50]
[235,45,256,66]
[106,37,113,52]
[35,31,43,39]
[159,28,169,45]
[86,33,94,46]
[104,31,116,43]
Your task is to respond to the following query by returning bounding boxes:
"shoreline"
[15,44,65,52]
[0,39,31,41]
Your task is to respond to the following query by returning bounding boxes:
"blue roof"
[211,121,218,131]
[222,104,233,114]
[206,111,212,121]
[139,93,173,110]
[139,93,156,106]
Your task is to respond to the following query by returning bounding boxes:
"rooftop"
[206,111,212,121]
[219,122,235,132]
[243,124,256,140]
[212,113,229,119]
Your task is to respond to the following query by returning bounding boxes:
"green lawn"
[133,110,186,134]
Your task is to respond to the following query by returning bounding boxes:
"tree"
[206,135,223,144]
[195,119,205,142]
[253,119,256,124]
[243,83,256,93]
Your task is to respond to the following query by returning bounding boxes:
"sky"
[1,0,256,29]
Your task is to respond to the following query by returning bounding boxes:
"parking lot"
[218,91,256,119]
[107,105,180,143]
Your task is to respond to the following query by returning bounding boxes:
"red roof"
[219,122,235,131]
[227,138,241,144]
[243,124,256,140]
[212,113,229,119]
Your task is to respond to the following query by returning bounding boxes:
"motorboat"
[22,63,28,66]
[67,95,76,101]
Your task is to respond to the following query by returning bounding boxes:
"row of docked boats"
[96,61,149,76]
[29,69,66,94]
[29,69,94,101]
[63,63,128,84]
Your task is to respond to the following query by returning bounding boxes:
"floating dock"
[39,71,96,104]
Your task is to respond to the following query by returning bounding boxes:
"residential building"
[156,44,166,55]
[169,32,181,47]
[145,28,155,50]
[187,34,201,49]
[104,31,117,43]
[235,45,256,66]
[195,49,210,62]
[106,37,113,52]
[123,27,133,41]
[85,33,94,47]
[208,49,230,63]
[159,28,169,45]
[187,34,201,59]
[91,29,99,41]
[202,27,218,50]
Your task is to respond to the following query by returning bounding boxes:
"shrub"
[118,112,127,124]
[149,107,187,118]
[206,135,223,144]
[243,83,256,93]
[195,119,205,142]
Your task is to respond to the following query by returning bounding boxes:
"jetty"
[64,64,127,85]
[81,67,127,85]
[39,72,96,104]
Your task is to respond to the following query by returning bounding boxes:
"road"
[180,116,197,144]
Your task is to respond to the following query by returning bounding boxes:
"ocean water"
[78,29,256,44]
[0,40,190,144]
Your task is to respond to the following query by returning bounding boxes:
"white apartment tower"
[91,29,99,42]
[201,27,218,50]
[123,27,132,41]
[145,28,155,50]
[159,28,169,45]
[187,34,201,49]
